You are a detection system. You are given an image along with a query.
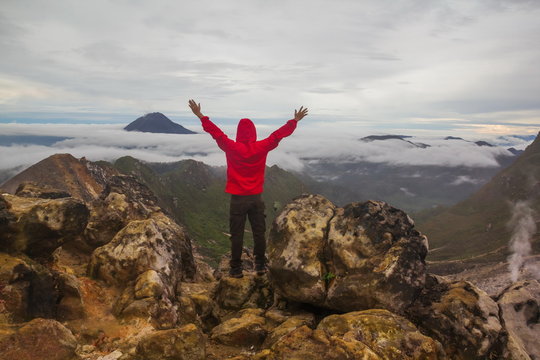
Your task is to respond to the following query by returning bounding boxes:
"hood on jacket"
[236,118,257,143]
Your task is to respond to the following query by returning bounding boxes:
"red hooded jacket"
[200,116,297,195]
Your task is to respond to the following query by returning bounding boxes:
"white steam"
[507,201,538,282]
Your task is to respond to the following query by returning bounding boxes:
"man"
[188,99,308,278]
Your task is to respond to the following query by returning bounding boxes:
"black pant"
[229,194,266,269]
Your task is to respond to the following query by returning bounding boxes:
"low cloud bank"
[0,123,532,174]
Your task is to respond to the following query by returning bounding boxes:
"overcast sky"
[1,0,540,136]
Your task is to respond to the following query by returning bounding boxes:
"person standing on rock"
[188,99,308,278]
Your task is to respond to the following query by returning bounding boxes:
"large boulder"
[135,323,206,360]
[0,318,78,360]
[263,325,382,360]
[317,309,445,359]
[88,212,196,293]
[0,194,89,256]
[408,275,504,359]
[214,273,273,311]
[262,312,315,348]
[83,175,163,248]
[210,308,267,347]
[268,194,428,313]
[497,280,540,360]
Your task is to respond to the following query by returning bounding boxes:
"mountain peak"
[0,154,117,202]
[124,112,196,134]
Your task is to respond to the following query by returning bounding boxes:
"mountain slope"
[124,112,196,134]
[417,132,540,261]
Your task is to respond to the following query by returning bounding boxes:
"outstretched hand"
[294,106,308,121]
[188,99,204,119]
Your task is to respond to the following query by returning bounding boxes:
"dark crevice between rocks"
[320,208,336,299]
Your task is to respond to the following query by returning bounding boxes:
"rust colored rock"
[0,318,78,360]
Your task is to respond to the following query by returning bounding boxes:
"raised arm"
[189,99,233,151]
[259,106,308,151]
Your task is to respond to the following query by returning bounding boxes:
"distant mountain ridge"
[124,112,196,134]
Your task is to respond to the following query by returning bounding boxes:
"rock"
[263,312,315,348]
[98,350,123,360]
[214,273,273,310]
[193,251,216,282]
[0,253,31,322]
[497,280,540,359]
[177,282,220,331]
[89,212,196,293]
[84,175,163,248]
[113,285,180,329]
[0,193,89,256]
[214,248,256,280]
[0,318,78,360]
[409,275,503,359]
[15,181,71,199]
[113,285,153,319]
[134,270,165,299]
[135,323,206,360]
[265,325,382,360]
[325,201,428,312]
[210,308,267,347]
[0,195,16,232]
[56,272,86,321]
[268,195,428,314]
[268,195,335,306]
[0,253,60,322]
[317,309,445,359]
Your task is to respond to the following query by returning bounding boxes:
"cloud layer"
[0,122,529,176]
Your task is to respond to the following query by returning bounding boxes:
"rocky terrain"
[0,155,539,359]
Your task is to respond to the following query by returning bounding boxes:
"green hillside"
[113,157,308,264]
[417,132,540,261]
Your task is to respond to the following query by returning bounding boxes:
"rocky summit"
[0,154,539,359]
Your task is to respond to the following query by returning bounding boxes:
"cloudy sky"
[1,0,539,136]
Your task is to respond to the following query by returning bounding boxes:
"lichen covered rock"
[317,309,445,359]
[263,312,315,348]
[264,325,382,360]
[135,323,206,360]
[268,194,428,313]
[268,194,335,305]
[497,279,540,360]
[89,212,195,293]
[409,275,503,359]
[210,308,267,347]
[214,273,273,310]
[0,194,89,256]
[83,175,163,248]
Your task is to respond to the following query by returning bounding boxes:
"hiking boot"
[229,267,243,278]
[255,264,268,276]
